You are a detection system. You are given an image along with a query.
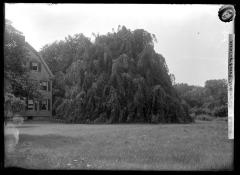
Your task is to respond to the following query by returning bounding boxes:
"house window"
[39,99,48,110]
[28,100,34,110]
[40,81,48,91]
[31,62,38,71]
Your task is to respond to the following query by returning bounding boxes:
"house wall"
[21,46,53,118]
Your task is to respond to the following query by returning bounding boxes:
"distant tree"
[204,79,227,106]
[174,79,227,117]
[40,34,92,74]
[174,83,195,97]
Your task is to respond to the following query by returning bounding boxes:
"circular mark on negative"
[218,5,235,22]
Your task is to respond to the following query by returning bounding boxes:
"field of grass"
[4,120,233,170]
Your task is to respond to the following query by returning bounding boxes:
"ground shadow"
[15,125,40,129]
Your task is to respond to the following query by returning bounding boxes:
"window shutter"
[39,101,42,110]
[38,62,41,72]
[30,61,33,70]
[26,99,28,110]
[48,99,51,111]
[48,81,51,91]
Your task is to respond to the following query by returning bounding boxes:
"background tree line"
[174,79,228,118]
[40,25,193,124]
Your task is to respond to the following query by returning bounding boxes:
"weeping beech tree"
[41,25,193,123]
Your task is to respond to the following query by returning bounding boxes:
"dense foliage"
[174,79,228,117]
[4,92,26,119]
[4,19,41,99]
[41,26,192,123]
[4,19,41,121]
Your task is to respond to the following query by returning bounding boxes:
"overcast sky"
[5,3,233,86]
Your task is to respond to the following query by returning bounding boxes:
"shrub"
[212,105,227,117]
[195,114,214,121]
[11,99,26,114]
[126,113,134,123]
[53,97,64,116]
[191,107,212,116]
[215,117,228,122]
[86,119,90,124]
[12,114,24,125]
[151,114,159,123]
[4,93,26,122]
[93,113,106,124]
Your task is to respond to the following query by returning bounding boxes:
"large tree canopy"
[41,25,192,123]
[4,19,27,77]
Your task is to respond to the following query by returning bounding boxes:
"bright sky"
[5,3,233,86]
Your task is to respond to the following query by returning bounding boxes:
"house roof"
[25,42,54,78]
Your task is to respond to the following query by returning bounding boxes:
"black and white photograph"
[4,3,234,170]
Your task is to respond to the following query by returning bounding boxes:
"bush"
[195,114,214,121]
[53,97,64,116]
[215,117,228,122]
[93,113,106,124]
[190,107,212,116]
[126,113,134,123]
[4,93,26,121]
[151,114,159,123]
[12,115,24,125]
[212,105,227,117]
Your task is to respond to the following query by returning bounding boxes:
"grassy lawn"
[4,120,233,170]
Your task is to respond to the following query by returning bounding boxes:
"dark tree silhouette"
[41,26,193,123]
